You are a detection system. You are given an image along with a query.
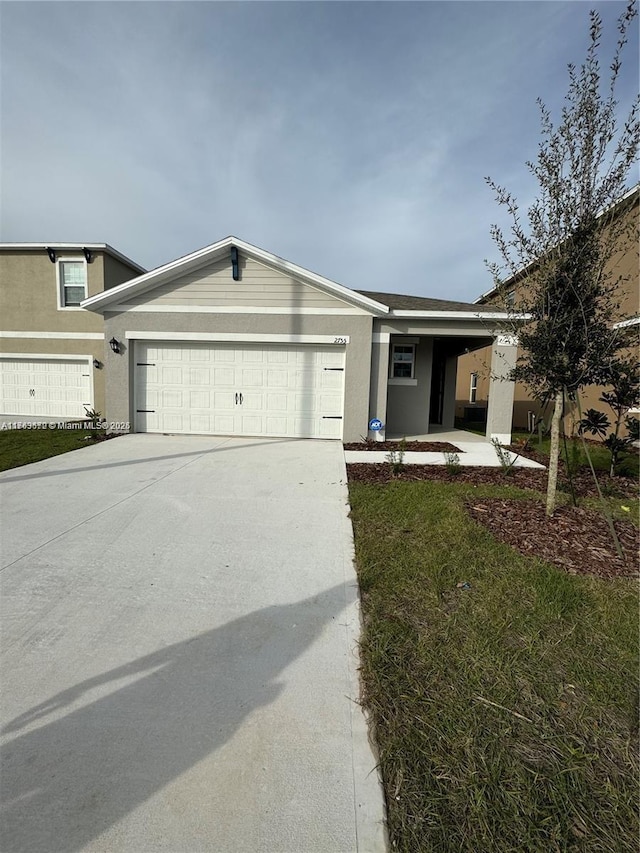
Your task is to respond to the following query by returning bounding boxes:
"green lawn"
[349,479,638,853]
[512,430,639,477]
[0,426,97,472]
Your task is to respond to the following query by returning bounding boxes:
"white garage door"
[135,342,346,439]
[0,357,92,418]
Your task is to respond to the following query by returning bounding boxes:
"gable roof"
[0,242,145,274]
[81,236,391,315]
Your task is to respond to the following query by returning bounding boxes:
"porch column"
[368,333,389,441]
[485,334,517,444]
[441,354,458,429]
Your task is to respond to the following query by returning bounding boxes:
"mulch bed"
[466,499,639,579]
[346,462,639,579]
[346,462,638,499]
[344,441,461,452]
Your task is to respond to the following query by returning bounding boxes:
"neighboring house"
[456,187,639,433]
[0,244,145,419]
[81,236,517,443]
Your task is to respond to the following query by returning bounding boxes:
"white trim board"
[124,331,350,344]
[614,316,640,328]
[0,331,104,340]
[0,352,94,362]
[389,310,516,320]
[109,304,366,315]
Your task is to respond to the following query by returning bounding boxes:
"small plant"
[491,437,516,476]
[386,438,406,475]
[443,451,461,475]
[578,407,636,477]
[625,415,639,442]
[84,407,104,438]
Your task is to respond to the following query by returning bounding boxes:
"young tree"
[486,1,639,515]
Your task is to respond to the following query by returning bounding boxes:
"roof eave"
[82,236,390,315]
[387,309,523,321]
[0,242,145,274]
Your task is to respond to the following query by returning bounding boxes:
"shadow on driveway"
[0,436,299,485]
[1,583,354,852]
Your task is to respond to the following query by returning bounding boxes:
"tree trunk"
[546,389,564,516]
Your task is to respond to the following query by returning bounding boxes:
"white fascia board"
[388,309,520,320]
[124,331,350,344]
[475,184,640,304]
[0,243,145,273]
[0,331,103,340]
[614,316,640,328]
[0,352,93,361]
[81,236,389,315]
[108,304,366,315]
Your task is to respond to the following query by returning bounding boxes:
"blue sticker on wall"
[368,418,383,431]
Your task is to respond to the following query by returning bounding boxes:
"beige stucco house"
[456,187,639,433]
[0,244,145,419]
[81,237,517,443]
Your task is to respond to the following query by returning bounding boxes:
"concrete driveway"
[0,435,386,853]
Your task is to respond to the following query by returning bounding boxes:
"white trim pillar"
[486,334,517,444]
[369,334,390,441]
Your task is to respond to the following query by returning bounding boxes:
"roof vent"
[230,246,239,281]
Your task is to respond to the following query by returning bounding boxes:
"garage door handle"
[322,416,342,419]
[323,367,344,371]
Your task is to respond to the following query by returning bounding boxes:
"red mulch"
[346,463,639,579]
[466,499,639,579]
[344,441,461,452]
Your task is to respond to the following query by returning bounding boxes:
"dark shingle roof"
[356,290,501,313]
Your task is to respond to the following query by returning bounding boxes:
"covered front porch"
[368,320,517,444]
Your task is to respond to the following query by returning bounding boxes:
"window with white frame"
[58,260,87,308]
[391,343,416,379]
[469,372,478,403]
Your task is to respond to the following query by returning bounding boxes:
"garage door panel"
[135,342,344,439]
[190,414,213,433]
[188,390,211,409]
[264,393,290,412]
[160,389,184,408]
[294,395,317,414]
[0,357,92,418]
[240,369,265,387]
[213,367,235,385]
[213,389,235,408]
[188,368,210,385]
[160,366,183,384]
[213,414,235,433]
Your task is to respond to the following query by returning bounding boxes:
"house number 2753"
[333,337,348,345]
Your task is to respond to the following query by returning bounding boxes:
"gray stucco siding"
[102,311,373,442]
[385,338,434,436]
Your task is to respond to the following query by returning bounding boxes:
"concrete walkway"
[346,430,545,469]
[0,435,387,853]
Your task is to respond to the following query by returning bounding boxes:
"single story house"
[82,237,518,443]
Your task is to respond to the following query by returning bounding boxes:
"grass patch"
[0,427,96,472]
[350,480,638,852]
[513,430,640,478]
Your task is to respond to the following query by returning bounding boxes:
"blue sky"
[1,1,637,302]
